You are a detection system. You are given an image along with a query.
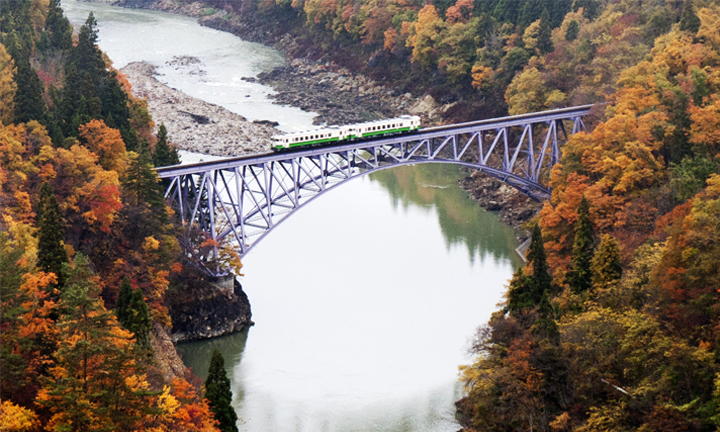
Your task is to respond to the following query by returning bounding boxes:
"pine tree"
[572,0,599,20]
[565,20,579,41]
[591,234,622,290]
[679,0,701,34]
[45,0,72,51]
[115,276,132,325]
[123,152,166,215]
[518,0,543,30]
[9,49,45,125]
[37,254,153,431]
[205,349,239,432]
[567,196,594,293]
[116,277,152,348]
[36,182,68,291]
[153,123,181,167]
[527,223,553,302]
[531,291,559,342]
[507,268,534,314]
[536,8,554,55]
[127,288,152,349]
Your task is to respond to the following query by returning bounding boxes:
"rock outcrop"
[166,273,253,343]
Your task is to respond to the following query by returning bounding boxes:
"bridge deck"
[156,104,596,178]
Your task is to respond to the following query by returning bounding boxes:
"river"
[63,2,522,431]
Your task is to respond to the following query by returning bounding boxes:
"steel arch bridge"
[157,104,595,275]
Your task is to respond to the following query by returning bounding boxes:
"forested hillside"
[174,0,694,121]
[453,2,720,431]
[194,0,719,428]
[0,1,239,430]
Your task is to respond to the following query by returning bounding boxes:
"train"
[271,115,421,151]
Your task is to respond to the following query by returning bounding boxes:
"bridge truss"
[157,105,595,274]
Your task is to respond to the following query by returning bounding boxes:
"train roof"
[271,115,421,138]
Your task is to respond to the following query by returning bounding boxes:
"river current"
[63,2,522,430]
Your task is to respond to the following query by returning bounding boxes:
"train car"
[271,115,421,151]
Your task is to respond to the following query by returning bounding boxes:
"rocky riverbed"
[121,60,276,156]
[252,58,448,127]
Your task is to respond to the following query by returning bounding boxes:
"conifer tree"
[45,0,72,51]
[115,277,151,349]
[153,123,181,167]
[205,349,239,432]
[115,276,132,325]
[507,268,534,314]
[679,0,701,34]
[567,196,594,293]
[127,288,152,349]
[572,0,599,20]
[9,49,45,125]
[531,291,559,342]
[565,20,579,41]
[537,8,554,55]
[36,182,68,290]
[37,254,153,431]
[591,234,622,290]
[123,152,166,215]
[527,223,553,301]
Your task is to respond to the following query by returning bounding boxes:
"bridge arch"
[157,105,595,275]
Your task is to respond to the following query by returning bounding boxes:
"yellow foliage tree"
[407,4,445,68]
[78,119,128,175]
[0,400,39,432]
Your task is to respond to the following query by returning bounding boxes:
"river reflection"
[178,164,520,432]
[369,164,522,266]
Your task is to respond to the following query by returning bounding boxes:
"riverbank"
[121,60,276,156]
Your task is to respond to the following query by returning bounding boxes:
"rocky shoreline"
[252,58,449,127]
[121,60,276,156]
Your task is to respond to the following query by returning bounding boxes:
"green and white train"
[271,115,421,151]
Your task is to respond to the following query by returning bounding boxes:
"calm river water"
[64,2,522,430]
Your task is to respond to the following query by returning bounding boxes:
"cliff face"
[166,272,253,343]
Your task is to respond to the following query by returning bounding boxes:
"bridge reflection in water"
[157,105,595,275]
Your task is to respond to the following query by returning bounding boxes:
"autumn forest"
[2,0,720,431]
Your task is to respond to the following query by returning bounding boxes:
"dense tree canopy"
[0,2,225,430]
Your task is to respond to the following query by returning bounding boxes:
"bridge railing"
[158,104,597,275]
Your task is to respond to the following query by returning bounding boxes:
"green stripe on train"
[361,127,412,138]
[288,136,340,148]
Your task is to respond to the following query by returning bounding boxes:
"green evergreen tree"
[506,267,535,314]
[152,123,181,167]
[536,8,554,55]
[45,0,72,51]
[126,288,152,349]
[679,0,701,34]
[123,152,166,215]
[531,291,559,342]
[9,48,46,124]
[205,349,239,432]
[567,196,594,294]
[59,12,136,148]
[591,234,622,290]
[36,182,68,290]
[527,223,553,301]
[572,0,599,20]
[115,276,133,325]
[518,0,543,30]
[565,20,579,41]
